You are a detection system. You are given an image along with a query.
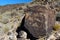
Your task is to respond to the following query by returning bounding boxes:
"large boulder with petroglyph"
[0,5,25,40]
[24,5,56,38]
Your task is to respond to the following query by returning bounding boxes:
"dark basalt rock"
[24,5,56,38]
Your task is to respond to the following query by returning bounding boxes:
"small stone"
[0,4,25,40]
[19,31,27,38]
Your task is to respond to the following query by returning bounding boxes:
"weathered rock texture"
[17,31,30,40]
[47,30,60,40]
[0,0,59,40]
[19,31,27,38]
[0,5,25,40]
[24,5,56,38]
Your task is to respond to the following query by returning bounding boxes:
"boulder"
[24,5,56,38]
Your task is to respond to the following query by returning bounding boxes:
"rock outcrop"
[24,5,56,38]
[0,5,25,40]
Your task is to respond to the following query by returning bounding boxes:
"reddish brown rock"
[24,5,56,38]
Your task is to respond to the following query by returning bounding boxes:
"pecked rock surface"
[24,5,56,38]
[0,4,25,40]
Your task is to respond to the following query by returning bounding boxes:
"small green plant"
[53,24,60,30]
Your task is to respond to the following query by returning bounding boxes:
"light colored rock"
[0,5,25,40]
[47,30,60,40]
[36,37,45,40]
[19,31,27,38]
[18,31,30,40]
